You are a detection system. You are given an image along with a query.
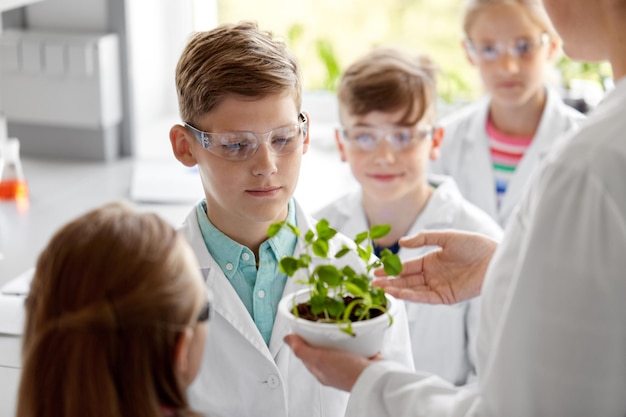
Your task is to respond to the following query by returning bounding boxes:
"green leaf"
[354,231,369,245]
[340,322,355,337]
[369,224,391,239]
[312,239,329,258]
[279,257,299,276]
[287,223,300,237]
[267,222,284,238]
[316,265,342,287]
[335,246,350,258]
[356,244,372,263]
[316,218,338,240]
[345,281,365,298]
[325,298,345,319]
[341,265,357,278]
[380,249,402,276]
[297,254,311,269]
[370,287,387,307]
[304,229,315,244]
[349,275,370,293]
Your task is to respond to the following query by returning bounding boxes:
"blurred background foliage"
[217,0,611,105]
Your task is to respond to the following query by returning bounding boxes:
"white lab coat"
[344,78,626,416]
[182,199,415,417]
[430,87,585,227]
[315,175,503,386]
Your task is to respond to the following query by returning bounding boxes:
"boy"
[168,22,414,417]
[315,47,502,386]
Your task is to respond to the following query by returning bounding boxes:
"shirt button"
[242,252,250,261]
[267,374,280,389]
[225,263,233,271]
[258,290,265,299]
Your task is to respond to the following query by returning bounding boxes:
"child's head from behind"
[17,202,208,417]
[336,47,444,203]
[462,0,560,107]
[170,21,309,243]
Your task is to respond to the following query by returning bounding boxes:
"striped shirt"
[487,119,533,209]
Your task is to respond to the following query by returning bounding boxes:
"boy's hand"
[373,230,497,304]
[284,334,375,392]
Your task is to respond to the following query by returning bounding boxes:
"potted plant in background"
[272,219,402,357]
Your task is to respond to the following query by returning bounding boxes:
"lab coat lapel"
[498,89,566,222]
[268,201,318,358]
[462,99,499,219]
[181,210,273,360]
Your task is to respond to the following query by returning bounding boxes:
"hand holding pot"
[284,334,377,392]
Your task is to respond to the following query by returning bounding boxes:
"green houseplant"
[271,219,402,355]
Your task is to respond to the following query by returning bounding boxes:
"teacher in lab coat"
[284,0,626,415]
[430,0,586,228]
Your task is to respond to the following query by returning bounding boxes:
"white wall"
[125,0,217,159]
[25,0,107,31]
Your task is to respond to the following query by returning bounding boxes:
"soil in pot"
[294,296,386,322]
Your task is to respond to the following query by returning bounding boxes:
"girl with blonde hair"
[431,0,586,227]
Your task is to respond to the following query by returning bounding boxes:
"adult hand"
[284,334,375,392]
[374,230,497,304]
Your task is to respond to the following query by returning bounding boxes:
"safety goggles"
[185,113,308,162]
[196,299,211,323]
[465,32,550,62]
[338,125,434,152]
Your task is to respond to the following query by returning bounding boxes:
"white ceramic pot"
[278,288,397,357]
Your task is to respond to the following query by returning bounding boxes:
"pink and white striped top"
[487,119,533,209]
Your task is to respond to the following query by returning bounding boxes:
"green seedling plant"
[268,219,402,336]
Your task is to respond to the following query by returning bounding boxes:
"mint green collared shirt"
[196,199,297,346]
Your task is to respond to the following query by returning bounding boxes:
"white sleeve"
[480,160,626,416]
[346,361,481,417]
[464,296,480,384]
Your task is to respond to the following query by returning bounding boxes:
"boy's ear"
[170,125,198,167]
[334,129,348,162]
[173,327,194,383]
[429,127,445,161]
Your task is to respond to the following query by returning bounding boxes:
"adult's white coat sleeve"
[346,361,481,417]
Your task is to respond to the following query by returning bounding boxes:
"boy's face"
[170,94,308,237]
[337,108,443,204]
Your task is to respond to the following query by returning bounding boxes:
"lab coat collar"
[181,207,275,360]
[324,176,465,245]
[498,87,574,218]
[181,201,321,361]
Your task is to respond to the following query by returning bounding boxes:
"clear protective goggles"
[185,113,308,161]
[465,32,550,62]
[339,125,434,152]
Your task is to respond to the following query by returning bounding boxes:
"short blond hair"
[175,21,302,124]
[463,0,557,37]
[338,47,439,125]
